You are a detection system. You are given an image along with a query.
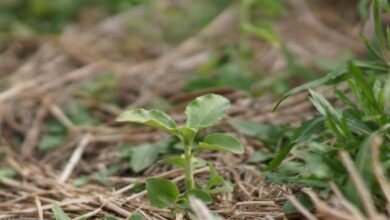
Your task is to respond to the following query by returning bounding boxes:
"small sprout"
[117,94,244,210]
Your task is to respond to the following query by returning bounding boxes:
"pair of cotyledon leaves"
[116,94,244,155]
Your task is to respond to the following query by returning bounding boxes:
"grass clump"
[265,0,390,215]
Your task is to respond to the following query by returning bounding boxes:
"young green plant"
[117,94,244,209]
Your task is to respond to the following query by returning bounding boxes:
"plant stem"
[184,144,194,190]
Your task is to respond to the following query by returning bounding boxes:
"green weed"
[117,94,244,211]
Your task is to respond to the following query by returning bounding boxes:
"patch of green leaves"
[273,60,388,111]
[183,46,257,93]
[0,0,139,34]
[265,2,390,215]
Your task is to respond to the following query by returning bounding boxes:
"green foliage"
[240,0,284,46]
[39,134,65,151]
[117,109,179,136]
[273,60,388,111]
[0,168,18,179]
[185,189,213,205]
[199,133,244,154]
[146,178,180,209]
[265,1,390,215]
[130,144,160,173]
[247,151,273,163]
[266,67,390,198]
[117,93,244,211]
[185,94,230,131]
[184,48,258,92]
[205,163,234,195]
[51,204,71,220]
[282,195,313,214]
[39,104,99,151]
[156,0,230,43]
[228,118,283,144]
[78,73,119,104]
[0,0,139,34]
[130,212,143,220]
[160,156,206,169]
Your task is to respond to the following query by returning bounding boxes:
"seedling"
[117,94,244,209]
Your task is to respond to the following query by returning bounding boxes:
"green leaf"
[309,90,341,119]
[185,189,213,204]
[309,90,349,138]
[273,60,388,110]
[179,126,196,144]
[348,62,378,111]
[264,143,294,171]
[160,155,206,169]
[51,204,71,220]
[71,176,89,187]
[274,64,347,110]
[130,212,143,220]
[207,164,225,189]
[0,168,18,179]
[207,181,234,194]
[378,0,390,13]
[39,135,64,150]
[242,21,280,47]
[292,116,326,144]
[145,178,179,208]
[282,195,313,214]
[160,156,185,168]
[247,151,273,163]
[228,118,280,142]
[358,0,369,19]
[131,144,160,173]
[265,116,326,171]
[343,109,372,135]
[383,75,390,112]
[199,133,244,154]
[206,164,234,194]
[279,161,305,176]
[303,153,332,179]
[373,0,386,49]
[185,94,230,131]
[355,138,373,183]
[117,109,178,136]
[176,197,190,209]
